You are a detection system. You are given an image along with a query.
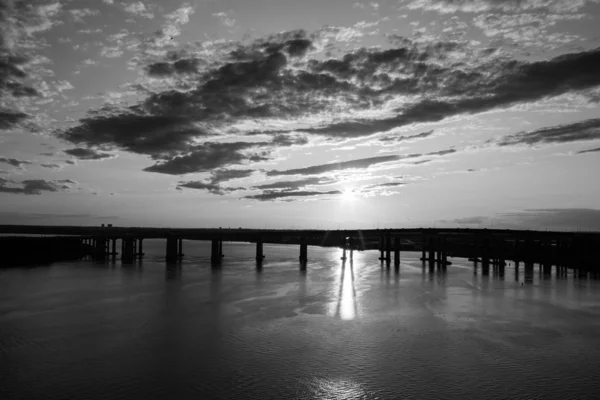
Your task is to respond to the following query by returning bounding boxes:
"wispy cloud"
[64,148,116,160]
[497,118,600,146]
[123,2,154,19]
[244,190,342,201]
[0,178,78,195]
[0,156,33,169]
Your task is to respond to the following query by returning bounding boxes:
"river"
[2,240,600,399]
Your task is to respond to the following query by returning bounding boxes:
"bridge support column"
[385,231,391,265]
[211,239,223,264]
[421,235,426,262]
[428,236,435,264]
[166,236,180,263]
[394,236,400,269]
[299,237,308,264]
[110,238,117,259]
[92,237,107,261]
[379,233,385,263]
[135,238,144,259]
[122,237,135,264]
[256,238,264,262]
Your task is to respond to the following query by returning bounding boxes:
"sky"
[0,0,599,230]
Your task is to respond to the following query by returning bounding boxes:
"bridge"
[1,225,599,274]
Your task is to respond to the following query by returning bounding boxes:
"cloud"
[40,163,62,169]
[244,190,342,201]
[0,156,33,168]
[176,168,254,195]
[57,30,600,177]
[426,148,456,156]
[123,2,154,19]
[212,11,236,27]
[270,134,309,147]
[398,0,594,14]
[145,58,200,76]
[0,1,65,131]
[209,169,254,184]
[497,118,600,146]
[253,177,333,190]
[0,178,78,195]
[143,142,269,175]
[176,180,244,195]
[379,130,434,143]
[300,46,600,138]
[58,109,207,158]
[64,148,115,160]
[267,154,404,176]
[577,147,600,154]
[363,182,406,189]
[0,109,29,129]
[69,8,101,23]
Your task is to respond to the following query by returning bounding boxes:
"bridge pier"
[210,239,223,264]
[379,233,385,263]
[299,237,308,264]
[428,236,435,263]
[394,236,400,269]
[256,238,264,262]
[110,238,117,259]
[166,236,183,263]
[92,237,107,261]
[122,237,135,264]
[385,231,392,266]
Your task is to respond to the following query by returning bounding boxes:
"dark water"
[2,240,600,399]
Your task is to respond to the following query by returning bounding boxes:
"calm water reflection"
[2,242,600,399]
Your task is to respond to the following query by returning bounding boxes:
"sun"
[341,188,357,202]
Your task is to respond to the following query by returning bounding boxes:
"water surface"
[2,241,600,399]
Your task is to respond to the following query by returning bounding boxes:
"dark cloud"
[64,160,76,165]
[0,52,39,99]
[244,190,342,201]
[64,148,115,160]
[267,154,404,176]
[498,118,600,146]
[398,0,588,13]
[58,30,600,174]
[413,159,432,165]
[370,182,406,188]
[176,180,243,195]
[379,130,434,143]
[0,109,28,130]
[209,169,254,184]
[0,178,77,195]
[41,163,62,169]
[0,156,33,168]
[253,177,333,190]
[145,58,200,76]
[58,109,206,158]
[296,47,600,138]
[271,134,309,147]
[144,142,268,175]
[426,148,456,156]
[577,147,600,154]
[39,152,55,156]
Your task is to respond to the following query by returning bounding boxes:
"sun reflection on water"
[300,377,369,399]
[330,256,358,320]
